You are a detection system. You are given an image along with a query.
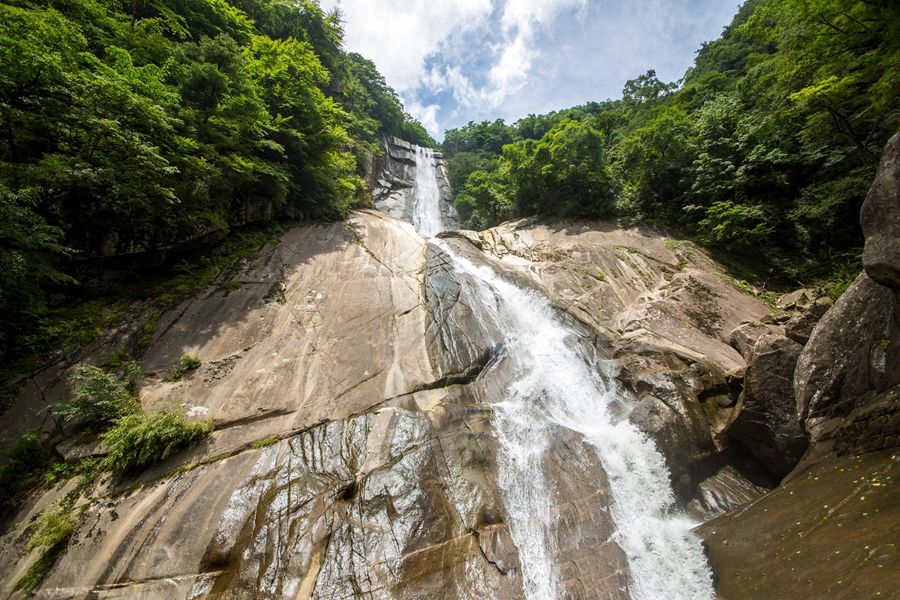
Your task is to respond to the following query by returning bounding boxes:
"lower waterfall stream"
[411,146,715,600]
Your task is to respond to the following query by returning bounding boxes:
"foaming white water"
[411,146,714,600]
[412,146,445,237]
[439,245,715,600]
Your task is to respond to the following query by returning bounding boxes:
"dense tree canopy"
[0,0,431,364]
[444,0,900,281]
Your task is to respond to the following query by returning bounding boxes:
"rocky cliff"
[372,137,458,229]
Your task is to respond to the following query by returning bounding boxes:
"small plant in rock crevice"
[15,500,83,592]
[165,353,202,382]
[249,435,281,449]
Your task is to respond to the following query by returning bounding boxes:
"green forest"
[444,0,899,286]
[0,0,432,367]
[2,0,899,376]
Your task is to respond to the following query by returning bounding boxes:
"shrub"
[122,360,143,392]
[102,410,212,475]
[219,279,242,292]
[0,430,50,506]
[165,353,201,382]
[16,502,80,592]
[56,365,139,427]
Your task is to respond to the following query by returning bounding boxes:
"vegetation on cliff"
[1,361,211,511]
[444,0,899,284]
[0,0,432,367]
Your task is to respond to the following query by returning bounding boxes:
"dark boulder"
[729,333,807,477]
[728,321,781,359]
[861,131,900,289]
[784,296,833,345]
[794,272,900,444]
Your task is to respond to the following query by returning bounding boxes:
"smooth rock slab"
[700,450,900,600]
[21,405,525,600]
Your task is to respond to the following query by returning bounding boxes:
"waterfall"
[412,147,445,237]
[410,145,715,600]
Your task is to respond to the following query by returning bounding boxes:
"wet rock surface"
[374,138,458,230]
[699,450,900,600]
[442,221,773,510]
[22,405,526,600]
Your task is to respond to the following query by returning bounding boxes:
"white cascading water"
[412,146,445,237]
[411,145,715,600]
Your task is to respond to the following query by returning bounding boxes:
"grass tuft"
[15,502,81,592]
[165,353,201,382]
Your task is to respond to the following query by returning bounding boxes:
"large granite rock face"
[0,211,632,600]
[728,333,807,477]
[794,272,900,445]
[0,213,517,599]
[861,131,900,289]
[440,221,774,510]
[0,145,810,599]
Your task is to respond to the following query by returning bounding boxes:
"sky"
[320,0,742,139]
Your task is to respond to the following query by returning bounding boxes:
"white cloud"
[405,100,442,137]
[499,0,585,32]
[324,0,585,131]
[321,0,492,92]
[485,0,585,102]
[443,66,480,108]
[325,0,740,136]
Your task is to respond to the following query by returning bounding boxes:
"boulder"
[783,296,833,345]
[861,131,900,289]
[687,465,769,520]
[832,385,900,456]
[729,333,807,477]
[794,272,900,444]
[728,321,781,359]
[776,288,816,311]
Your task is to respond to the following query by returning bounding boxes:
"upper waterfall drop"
[412,146,446,238]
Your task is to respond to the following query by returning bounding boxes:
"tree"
[622,70,677,105]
